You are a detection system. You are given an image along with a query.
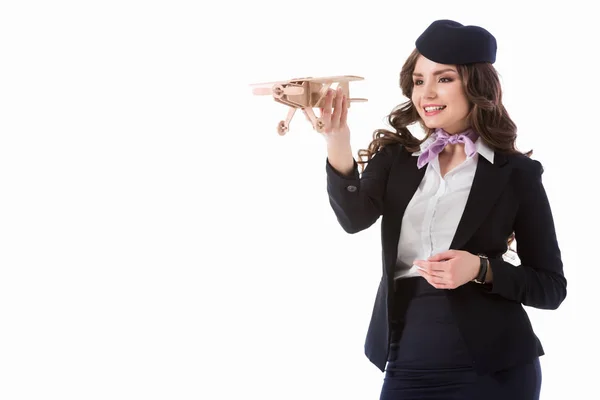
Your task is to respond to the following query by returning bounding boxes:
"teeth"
[425,106,445,112]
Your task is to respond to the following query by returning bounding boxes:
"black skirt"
[381,277,541,400]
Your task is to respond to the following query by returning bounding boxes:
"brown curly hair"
[357,48,531,250]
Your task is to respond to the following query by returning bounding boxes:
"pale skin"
[320,54,493,289]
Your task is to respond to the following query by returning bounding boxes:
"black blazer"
[325,143,567,375]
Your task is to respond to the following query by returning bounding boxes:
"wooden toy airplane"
[250,75,367,135]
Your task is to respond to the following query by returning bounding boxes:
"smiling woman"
[321,19,566,400]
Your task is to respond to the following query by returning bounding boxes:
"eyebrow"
[412,68,457,77]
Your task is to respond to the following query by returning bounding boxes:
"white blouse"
[394,134,495,280]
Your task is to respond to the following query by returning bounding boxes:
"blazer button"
[346,185,357,192]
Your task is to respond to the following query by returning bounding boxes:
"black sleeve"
[325,145,397,234]
[487,160,567,310]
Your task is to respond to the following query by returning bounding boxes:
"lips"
[424,105,446,112]
[422,104,446,117]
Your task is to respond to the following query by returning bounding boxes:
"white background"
[0,1,597,399]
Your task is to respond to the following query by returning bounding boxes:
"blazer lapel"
[387,151,427,218]
[382,150,426,274]
[450,151,512,250]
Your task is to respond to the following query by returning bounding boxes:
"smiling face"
[411,55,471,134]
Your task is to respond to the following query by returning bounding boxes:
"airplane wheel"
[272,84,285,99]
[315,118,325,133]
[277,120,288,135]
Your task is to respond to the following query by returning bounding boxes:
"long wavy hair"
[357,48,531,250]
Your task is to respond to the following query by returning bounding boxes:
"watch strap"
[474,255,488,284]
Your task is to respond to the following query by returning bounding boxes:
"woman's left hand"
[414,250,480,289]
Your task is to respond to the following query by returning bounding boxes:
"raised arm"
[320,86,398,234]
[326,143,397,234]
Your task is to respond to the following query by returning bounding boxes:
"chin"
[421,118,443,130]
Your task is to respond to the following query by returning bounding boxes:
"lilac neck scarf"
[417,128,479,169]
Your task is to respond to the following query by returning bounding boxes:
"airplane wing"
[296,75,364,83]
[250,75,364,87]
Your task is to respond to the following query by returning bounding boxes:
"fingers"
[415,257,473,290]
[320,87,347,134]
[340,94,348,126]
[321,89,334,121]
[417,268,445,281]
[414,260,446,274]
[427,250,456,261]
[417,268,454,289]
[331,88,344,130]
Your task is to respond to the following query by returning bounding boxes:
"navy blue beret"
[415,19,497,64]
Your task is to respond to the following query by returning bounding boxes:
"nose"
[422,81,437,99]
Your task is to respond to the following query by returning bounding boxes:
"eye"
[439,77,453,83]
[414,79,423,85]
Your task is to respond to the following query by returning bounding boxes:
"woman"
[321,20,566,399]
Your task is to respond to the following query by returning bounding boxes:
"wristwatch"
[473,254,489,284]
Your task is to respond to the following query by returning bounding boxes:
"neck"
[437,126,473,136]
[441,143,466,156]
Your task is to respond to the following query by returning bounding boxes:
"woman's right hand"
[319,87,351,143]
[320,87,355,176]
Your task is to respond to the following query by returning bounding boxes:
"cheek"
[412,92,422,112]
[445,88,469,114]
[457,97,470,116]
